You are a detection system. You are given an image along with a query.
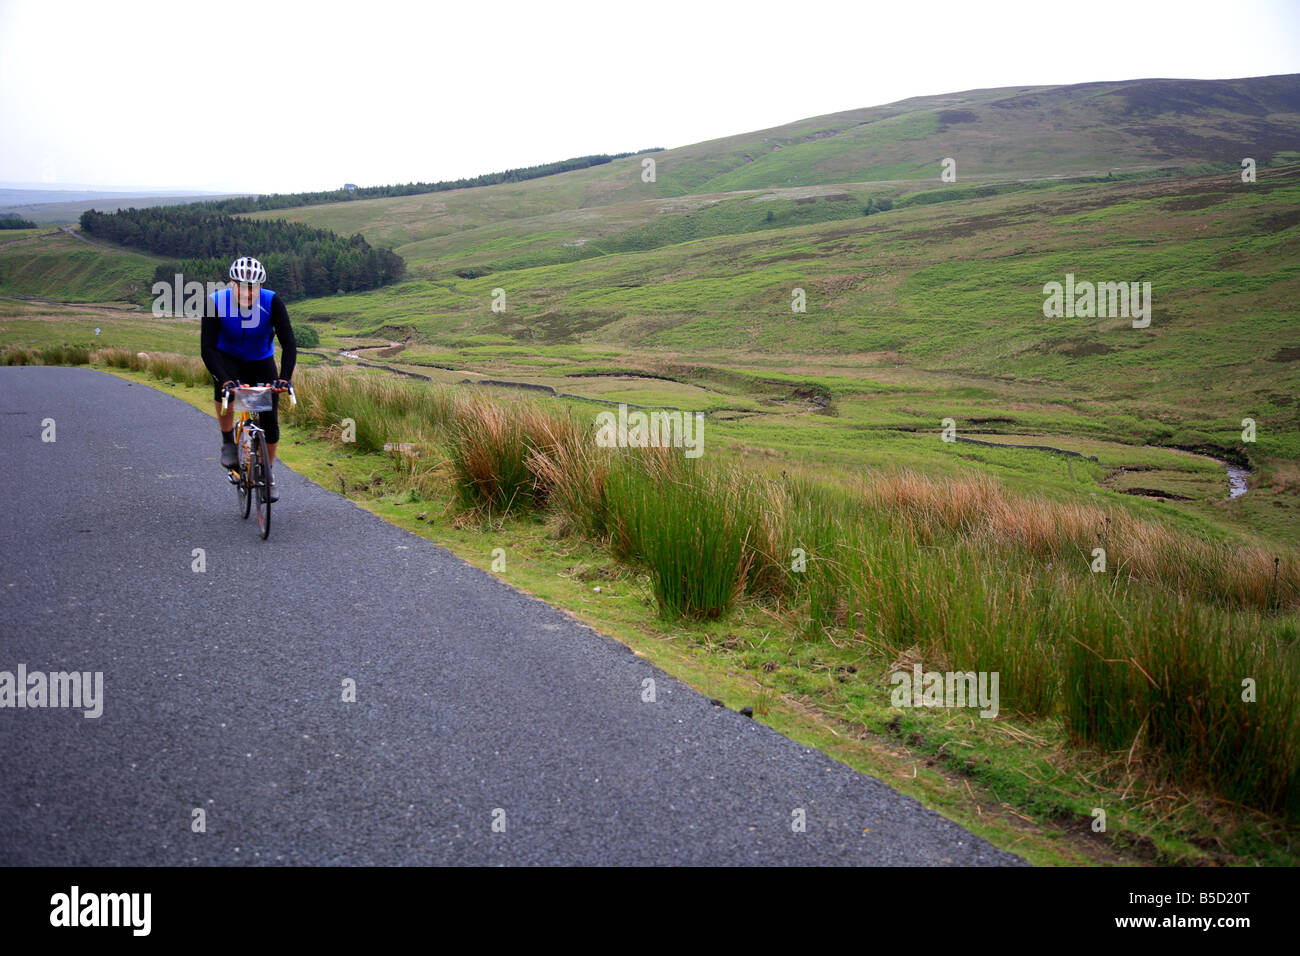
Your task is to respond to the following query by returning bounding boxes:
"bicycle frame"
[233,414,266,471]
[222,383,295,539]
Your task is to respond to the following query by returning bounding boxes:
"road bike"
[222,383,295,540]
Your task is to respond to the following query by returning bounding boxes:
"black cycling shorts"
[211,354,281,444]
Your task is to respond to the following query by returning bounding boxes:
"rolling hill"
[250,74,1300,262]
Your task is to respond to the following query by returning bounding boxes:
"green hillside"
[251,74,1300,257]
[0,229,157,302]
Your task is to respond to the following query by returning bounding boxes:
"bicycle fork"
[228,423,255,485]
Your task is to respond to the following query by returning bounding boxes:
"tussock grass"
[526,428,614,539]
[91,346,142,370]
[90,347,208,387]
[445,394,580,514]
[1,345,40,365]
[604,455,758,619]
[2,344,92,366]
[283,369,579,514]
[752,474,1298,814]
[852,469,1300,612]
[44,345,90,366]
[286,367,455,454]
[1063,597,1299,818]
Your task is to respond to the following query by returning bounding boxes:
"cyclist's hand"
[221,380,238,394]
[273,378,292,391]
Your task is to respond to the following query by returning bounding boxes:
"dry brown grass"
[446,393,584,515]
[852,469,1298,611]
[1266,461,1300,496]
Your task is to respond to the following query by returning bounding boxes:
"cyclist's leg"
[213,373,237,467]
[213,374,235,428]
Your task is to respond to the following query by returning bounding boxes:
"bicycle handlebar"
[221,382,296,413]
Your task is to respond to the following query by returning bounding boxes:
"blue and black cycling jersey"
[200,288,296,446]
[200,287,297,385]
[212,286,276,360]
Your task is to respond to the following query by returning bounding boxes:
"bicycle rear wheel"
[253,432,271,540]
[236,428,252,519]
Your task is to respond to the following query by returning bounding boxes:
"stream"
[1225,463,1250,499]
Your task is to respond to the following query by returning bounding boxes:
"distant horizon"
[0,183,239,196]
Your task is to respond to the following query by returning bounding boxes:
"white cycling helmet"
[229,256,266,284]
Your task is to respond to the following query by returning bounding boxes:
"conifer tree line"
[80,207,405,300]
[0,213,38,229]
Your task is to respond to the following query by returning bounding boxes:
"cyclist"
[200,256,297,501]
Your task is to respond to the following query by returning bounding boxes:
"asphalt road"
[0,366,1024,866]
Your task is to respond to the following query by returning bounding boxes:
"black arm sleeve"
[270,294,297,380]
[200,298,236,384]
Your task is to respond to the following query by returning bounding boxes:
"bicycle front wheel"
[236,431,252,520]
[254,432,271,540]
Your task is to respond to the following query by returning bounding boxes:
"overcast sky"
[1,0,1297,194]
